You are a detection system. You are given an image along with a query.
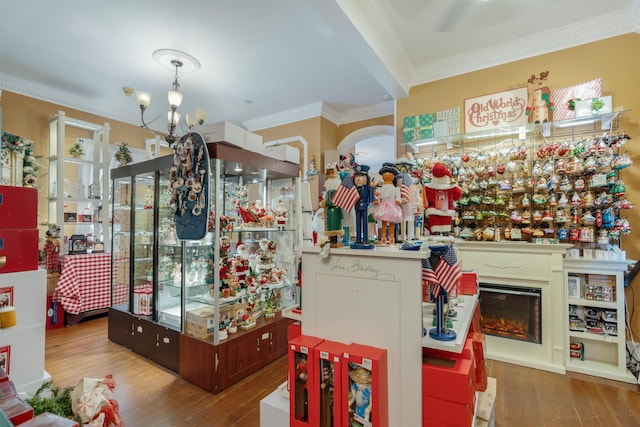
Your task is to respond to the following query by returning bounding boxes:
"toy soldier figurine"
[351,164,375,249]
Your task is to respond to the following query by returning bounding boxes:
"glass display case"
[109,155,181,372]
[108,137,301,386]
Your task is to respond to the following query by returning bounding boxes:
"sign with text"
[464,87,528,133]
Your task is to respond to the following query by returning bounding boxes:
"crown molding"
[411,8,637,86]
[335,0,413,97]
[244,100,394,131]
[338,100,394,124]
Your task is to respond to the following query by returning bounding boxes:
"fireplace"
[479,283,542,344]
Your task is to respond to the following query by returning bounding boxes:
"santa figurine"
[423,162,462,235]
[232,243,250,287]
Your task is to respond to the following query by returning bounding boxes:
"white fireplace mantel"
[457,241,573,374]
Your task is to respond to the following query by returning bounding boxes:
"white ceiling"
[1,0,638,135]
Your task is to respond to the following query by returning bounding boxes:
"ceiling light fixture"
[135,49,207,146]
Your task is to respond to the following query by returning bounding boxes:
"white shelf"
[567,330,618,342]
[422,294,478,353]
[563,258,635,383]
[567,298,617,309]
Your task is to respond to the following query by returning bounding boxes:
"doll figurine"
[351,164,375,249]
[348,365,372,422]
[274,199,288,230]
[232,244,250,287]
[320,163,344,247]
[373,163,402,245]
[423,162,462,235]
[255,238,275,274]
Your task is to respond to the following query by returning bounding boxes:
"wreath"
[115,142,132,165]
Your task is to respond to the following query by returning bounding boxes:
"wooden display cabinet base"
[180,314,294,393]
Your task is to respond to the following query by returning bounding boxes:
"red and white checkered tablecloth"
[53,252,116,315]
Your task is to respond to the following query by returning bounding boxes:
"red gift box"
[18,412,79,426]
[469,302,482,333]
[423,337,474,361]
[289,335,325,427]
[458,270,478,295]
[422,394,475,427]
[0,228,39,273]
[315,340,348,427]
[343,343,388,427]
[422,355,475,405]
[0,395,34,425]
[46,295,65,330]
[288,321,302,341]
[469,332,488,391]
[0,379,16,400]
[0,186,37,230]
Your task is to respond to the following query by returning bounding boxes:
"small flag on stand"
[332,174,359,212]
[422,257,440,296]
[434,246,462,294]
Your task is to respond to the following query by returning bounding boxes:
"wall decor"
[464,87,528,133]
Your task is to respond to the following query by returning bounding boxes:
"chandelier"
[135,49,207,145]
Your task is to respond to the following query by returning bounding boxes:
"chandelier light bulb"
[195,107,208,125]
[168,90,183,109]
[185,113,196,128]
[136,91,151,110]
[168,110,181,126]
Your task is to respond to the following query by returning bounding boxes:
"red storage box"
[343,343,388,427]
[288,321,302,341]
[18,412,80,426]
[46,295,65,330]
[422,394,475,427]
[0,379,16,400]
[0,186,37,230]
[315,340,349,427]
[458,270,478,295]
[289,335,325,427]
[422,337,474,361]
[0,395,34,425]
[422,355,475,405]
[0,228,39,273]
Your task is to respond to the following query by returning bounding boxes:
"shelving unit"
[48,111,110,252]
[412,111,632,247]
[563,258,636,383]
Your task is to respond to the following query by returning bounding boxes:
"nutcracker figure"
[423,162,462,235]
[351,164,375,249]
[320,163,344,247]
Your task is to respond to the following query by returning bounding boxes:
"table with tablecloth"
[53,252,127,320]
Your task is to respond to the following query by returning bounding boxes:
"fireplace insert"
[478,283,542,344]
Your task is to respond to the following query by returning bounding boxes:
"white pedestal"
[0,269,47,394]
[260,382,289,427]
[301,246,425,427]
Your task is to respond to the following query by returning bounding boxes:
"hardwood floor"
[45,316,640,427]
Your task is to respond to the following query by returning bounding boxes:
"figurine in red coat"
[423,162,462,235]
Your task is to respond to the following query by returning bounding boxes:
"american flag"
[422,257,440,296]
[332,174,359,212]
[434,246,462,294]
[400,172,415,204]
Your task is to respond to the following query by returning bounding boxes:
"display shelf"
[422,294,478,353]
[568,330,618,342]
[567,298,617,310]
[563,258,635,383]
[48,111,110,253]
[413,110,633,248]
